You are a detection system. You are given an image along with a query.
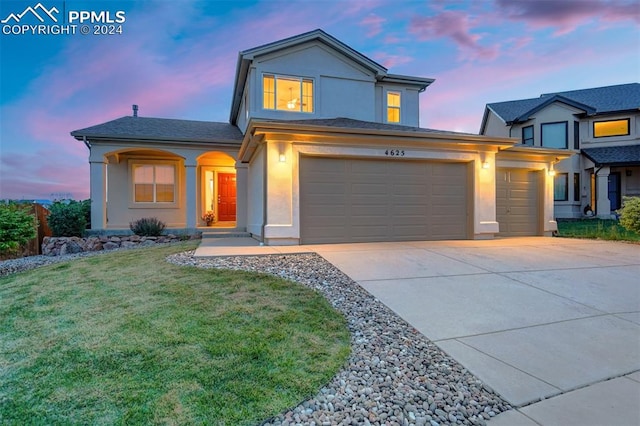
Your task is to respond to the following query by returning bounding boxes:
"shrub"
[0,202,37,255]
[619,196,640,234]
[130,217,166,236]
[81,199,91,229]
[47,200,87,237]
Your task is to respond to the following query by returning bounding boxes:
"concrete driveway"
[312,237,640,425]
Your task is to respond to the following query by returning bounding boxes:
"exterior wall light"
[482,161,490,169]
[279,154,286,163]
[548,165,556,177]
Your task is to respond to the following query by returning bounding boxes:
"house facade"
[480,84,640,219]
[72,29,565,244]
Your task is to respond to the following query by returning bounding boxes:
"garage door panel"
[301,157,468,244]
[497,169,539,236]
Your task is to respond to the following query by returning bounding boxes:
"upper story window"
[541,121,568,149]
[593,118,630,138]
[522,125,534,145]
[263,74,313,113]
[132,163,175,203]
[387,91,401,123]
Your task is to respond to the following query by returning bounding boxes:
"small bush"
[0,202,36,255]
[47,200,87,237]
[619,196,640,234]
[81,199,91,229]
[130,217,166,236]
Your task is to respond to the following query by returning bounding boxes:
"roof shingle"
[582,145,640,167]
[71,116,243,144]
[487,83,640,124]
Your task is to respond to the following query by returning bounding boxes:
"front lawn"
[556,219,640,242]
[0,242,350,425]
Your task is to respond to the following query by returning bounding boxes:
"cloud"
[372,52,414,68]
[360,14,386,37]
[496,0,640,35]
[409,10,499,61]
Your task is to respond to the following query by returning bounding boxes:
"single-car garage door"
[496,168,540,236]
[300,156,469,244]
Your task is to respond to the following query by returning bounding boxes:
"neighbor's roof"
[481,83,640,132]
[582,145,640,167]
[71,116,243,144]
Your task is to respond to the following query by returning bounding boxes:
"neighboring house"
[480,84,640,219]
[72,29,565,244]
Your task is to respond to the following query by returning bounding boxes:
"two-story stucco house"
[480,84,640,219]
[71,29,565,244]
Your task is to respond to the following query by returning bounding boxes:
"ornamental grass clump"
[129,217,166,236]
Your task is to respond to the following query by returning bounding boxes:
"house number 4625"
[385,149,405,157]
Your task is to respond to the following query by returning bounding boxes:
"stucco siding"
[483,112,509,137]
[247,145,265,238]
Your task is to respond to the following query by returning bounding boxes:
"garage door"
[300,156,469,244]
[496,168,540,236]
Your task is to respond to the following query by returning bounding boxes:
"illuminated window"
[387,91,401,123]
[541,122,568,149]
[593,119,630,138]
[554,173,568,201]
[262,74,313,113]
[522,125,534,145]
[133,164,175,203]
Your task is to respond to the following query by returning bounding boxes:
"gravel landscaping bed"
[167,251,512,426]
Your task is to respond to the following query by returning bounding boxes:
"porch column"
[185,161,197,229]
[89,158,107,230]
[235,162,248,231]
[596,166,611,218]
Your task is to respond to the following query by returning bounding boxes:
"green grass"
[0,242,350,425]
[556,219,640,242]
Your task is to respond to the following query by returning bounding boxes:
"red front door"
[217,173,236,221]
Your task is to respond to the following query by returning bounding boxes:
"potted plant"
[202,210,215,226]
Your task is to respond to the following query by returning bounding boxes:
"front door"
[608,172,621,211]
[217,173,236,221]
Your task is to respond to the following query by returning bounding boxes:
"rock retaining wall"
[42,234,200,256]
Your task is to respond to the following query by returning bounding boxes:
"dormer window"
[387,91,401,123]
[263,74,313,113]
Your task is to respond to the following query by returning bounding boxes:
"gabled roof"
[582,145,640,167]
[229,29,434,124]
[481,83,640,133]
[71,116,243,144]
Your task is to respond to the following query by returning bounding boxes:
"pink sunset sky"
[0,0,638,200]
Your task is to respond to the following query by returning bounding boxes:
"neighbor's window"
[133,164,175,203]
[593,119,630,138]
[263,74,313,113]
[387,91,401,123]
[541,122,568,149]
[522,125,534,145]
[554,173,568,201]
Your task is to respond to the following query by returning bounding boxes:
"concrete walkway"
[196,237,640,425]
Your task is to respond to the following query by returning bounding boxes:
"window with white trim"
[262,74,313,113]
[132,163,176,203]
[387,91,401,123]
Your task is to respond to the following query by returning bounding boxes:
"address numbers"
[384,149,405,157]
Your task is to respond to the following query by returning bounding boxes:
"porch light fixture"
[482,161,490,169]
[548,164,556,177]
[279,154,286,163]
